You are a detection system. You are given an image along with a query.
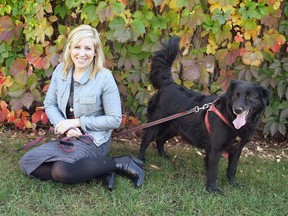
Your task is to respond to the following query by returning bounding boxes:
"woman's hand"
[66,127,82,137]
[54,119,81,135]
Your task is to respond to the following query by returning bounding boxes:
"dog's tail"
[150,36,180,89]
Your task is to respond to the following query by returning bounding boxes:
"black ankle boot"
[98,172,116,191]
[114,156,144,187]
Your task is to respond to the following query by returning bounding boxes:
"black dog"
[139,37,269,193]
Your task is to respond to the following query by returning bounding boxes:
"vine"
[0,0,287,136]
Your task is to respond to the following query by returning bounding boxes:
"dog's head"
[226,80,269,129]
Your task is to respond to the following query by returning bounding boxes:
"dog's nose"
[234,107,244,114]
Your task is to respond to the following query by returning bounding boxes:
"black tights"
[31,157,116,184]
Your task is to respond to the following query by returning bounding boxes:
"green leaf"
[278,122,286,135]
[31,88,42,102]
[131,19,146,38]
[153,0,163,7]
[55,5,69,20]
[151,16,167,30]
[127,45,142,54]
[82,4,98,23]
[277,80,286,99]
[96,2,108,23]
[27,74,38,90]
[114,29,131,43]
[8,83,25,98]
[14,71,28,86]
[111,2,125,14]
[65,0,76,9]
[243,19,257,30]
[109,17,126,30]
[280,108,288,121]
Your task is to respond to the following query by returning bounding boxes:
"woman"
[19,25,144,190]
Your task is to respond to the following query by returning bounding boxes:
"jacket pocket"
[79,94,100,113]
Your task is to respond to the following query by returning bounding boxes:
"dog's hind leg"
[139,127,160,161]
[156,130,177,158]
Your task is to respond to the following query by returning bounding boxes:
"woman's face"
[70,37,95,73]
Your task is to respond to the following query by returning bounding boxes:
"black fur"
[139,37,269,194]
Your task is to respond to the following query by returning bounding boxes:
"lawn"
[0,130,287,216]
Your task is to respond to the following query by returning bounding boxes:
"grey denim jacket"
[44,63,122,146]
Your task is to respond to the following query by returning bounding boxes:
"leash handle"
[16,126,93,152]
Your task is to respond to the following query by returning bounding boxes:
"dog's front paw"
[138,153,146,161]
[161,153,170,159]
[229,179,244,188]
[206,185,224,195]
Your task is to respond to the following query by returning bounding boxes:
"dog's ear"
[225,80,237,98]
[258,86,270,106]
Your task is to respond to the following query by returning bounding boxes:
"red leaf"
[10,58,28,76]
[32,110,49,124]
[7,111,15,123]
[42,84,50,93]
[10,98,23,111]
[32,110,43,123]
[0,16,23,42]
[33,57,43,69]
[0,110,5,122]
[234,35,243,43]
[121,115,127,126]
[21,111,30,119]
[26,44,44,67]
[41,112,48,124]
[21,92,34,109]
[0,16,14,42]
[180,36,188,47]
[129,116,140,126]
[0,100,8,111]
[0,101,10,122]
[46,45,60,67]
[41,56,50,69]
[267,0,275,5]
[0,73,5,85]
[226,49,240,65]
[14,118,24,129]
[121,0,127,6]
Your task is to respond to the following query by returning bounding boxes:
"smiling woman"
[70,37,96,79]
[19,24,144,191]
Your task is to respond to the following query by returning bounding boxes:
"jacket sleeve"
[79,72,122,131]
[43,64,66,126]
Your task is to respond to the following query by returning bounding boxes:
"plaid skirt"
[19,136,112,176]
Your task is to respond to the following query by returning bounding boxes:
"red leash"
[15,128,54,151]
[17,100,234,151]
[112,102,214,137]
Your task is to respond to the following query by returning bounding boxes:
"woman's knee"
[51,162,74,183]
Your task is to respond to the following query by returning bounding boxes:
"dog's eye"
[234,92,240,98]
[247,95,254,100]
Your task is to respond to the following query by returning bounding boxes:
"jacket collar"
[62,66,91,84]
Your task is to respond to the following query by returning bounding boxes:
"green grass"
[0,131,287,216]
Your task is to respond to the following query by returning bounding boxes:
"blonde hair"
[62,25,105,78]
